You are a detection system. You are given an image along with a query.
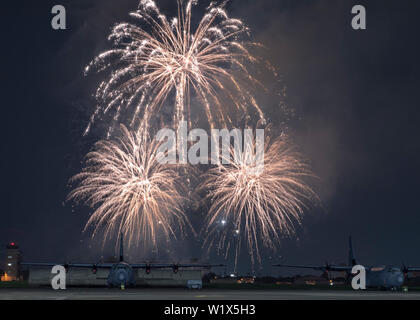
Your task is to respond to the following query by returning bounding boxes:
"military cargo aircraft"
[21,234,224,288]
[274,236,420,290]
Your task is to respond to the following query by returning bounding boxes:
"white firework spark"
[201,134,318,267]
[68,125,190,249]
[84,0,266,136]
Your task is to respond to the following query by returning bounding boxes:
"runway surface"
[1,288,420,300]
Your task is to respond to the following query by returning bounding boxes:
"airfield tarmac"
[1,288,420,300]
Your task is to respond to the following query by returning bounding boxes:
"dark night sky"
[1,0,420,275]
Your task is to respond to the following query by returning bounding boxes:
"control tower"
[1,242,22,281]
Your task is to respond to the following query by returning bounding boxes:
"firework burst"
[201,134,318,267]
[67,125,190,249]
[84,0,266,137]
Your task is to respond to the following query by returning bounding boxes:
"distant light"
[10,242,15,246]
[221,220,226,225]
[235,230,239,235]
[230,273,235,278]
[7,263,12,266]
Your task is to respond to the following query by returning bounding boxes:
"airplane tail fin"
[119,233,124,262]
[348,235,357,266]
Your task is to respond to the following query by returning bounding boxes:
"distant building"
[275,277,294,285]
[293,275,331,286]
[237,277,255,284]
[293,274,345,286]
[1,242,22,281]
[210,276,238,284]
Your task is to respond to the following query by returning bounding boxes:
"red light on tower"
[5,242,21,281]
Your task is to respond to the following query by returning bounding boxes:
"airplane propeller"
[322,261,331,280]
[402,262,410,281]
[173,264,179,274]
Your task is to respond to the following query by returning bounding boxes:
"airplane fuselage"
[107,262,136,287]
[365,266,405,289]
[273,236,417,291]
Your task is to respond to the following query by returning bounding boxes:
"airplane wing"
[273,264,326,270]
[130,263,224,269]
[20,262,57,268]
[273,264,353,272]
[319,265,353,271]
[20,262,114,268]
[131,264,167,269]
[178,264,225,269]
[407,267,420,272]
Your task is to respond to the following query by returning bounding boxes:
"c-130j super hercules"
[21,234,224,288]
[274,236,420,290]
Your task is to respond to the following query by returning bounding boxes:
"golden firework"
[84,0,266,136]
[68,125,190,249]
[201,134,318,267]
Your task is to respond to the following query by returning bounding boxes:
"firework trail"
[201,134,318,268]
[67,125,190,249]
[84,0,266,137]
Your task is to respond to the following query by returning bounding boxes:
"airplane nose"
[117,271,126,281]
[398,275,404,284]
